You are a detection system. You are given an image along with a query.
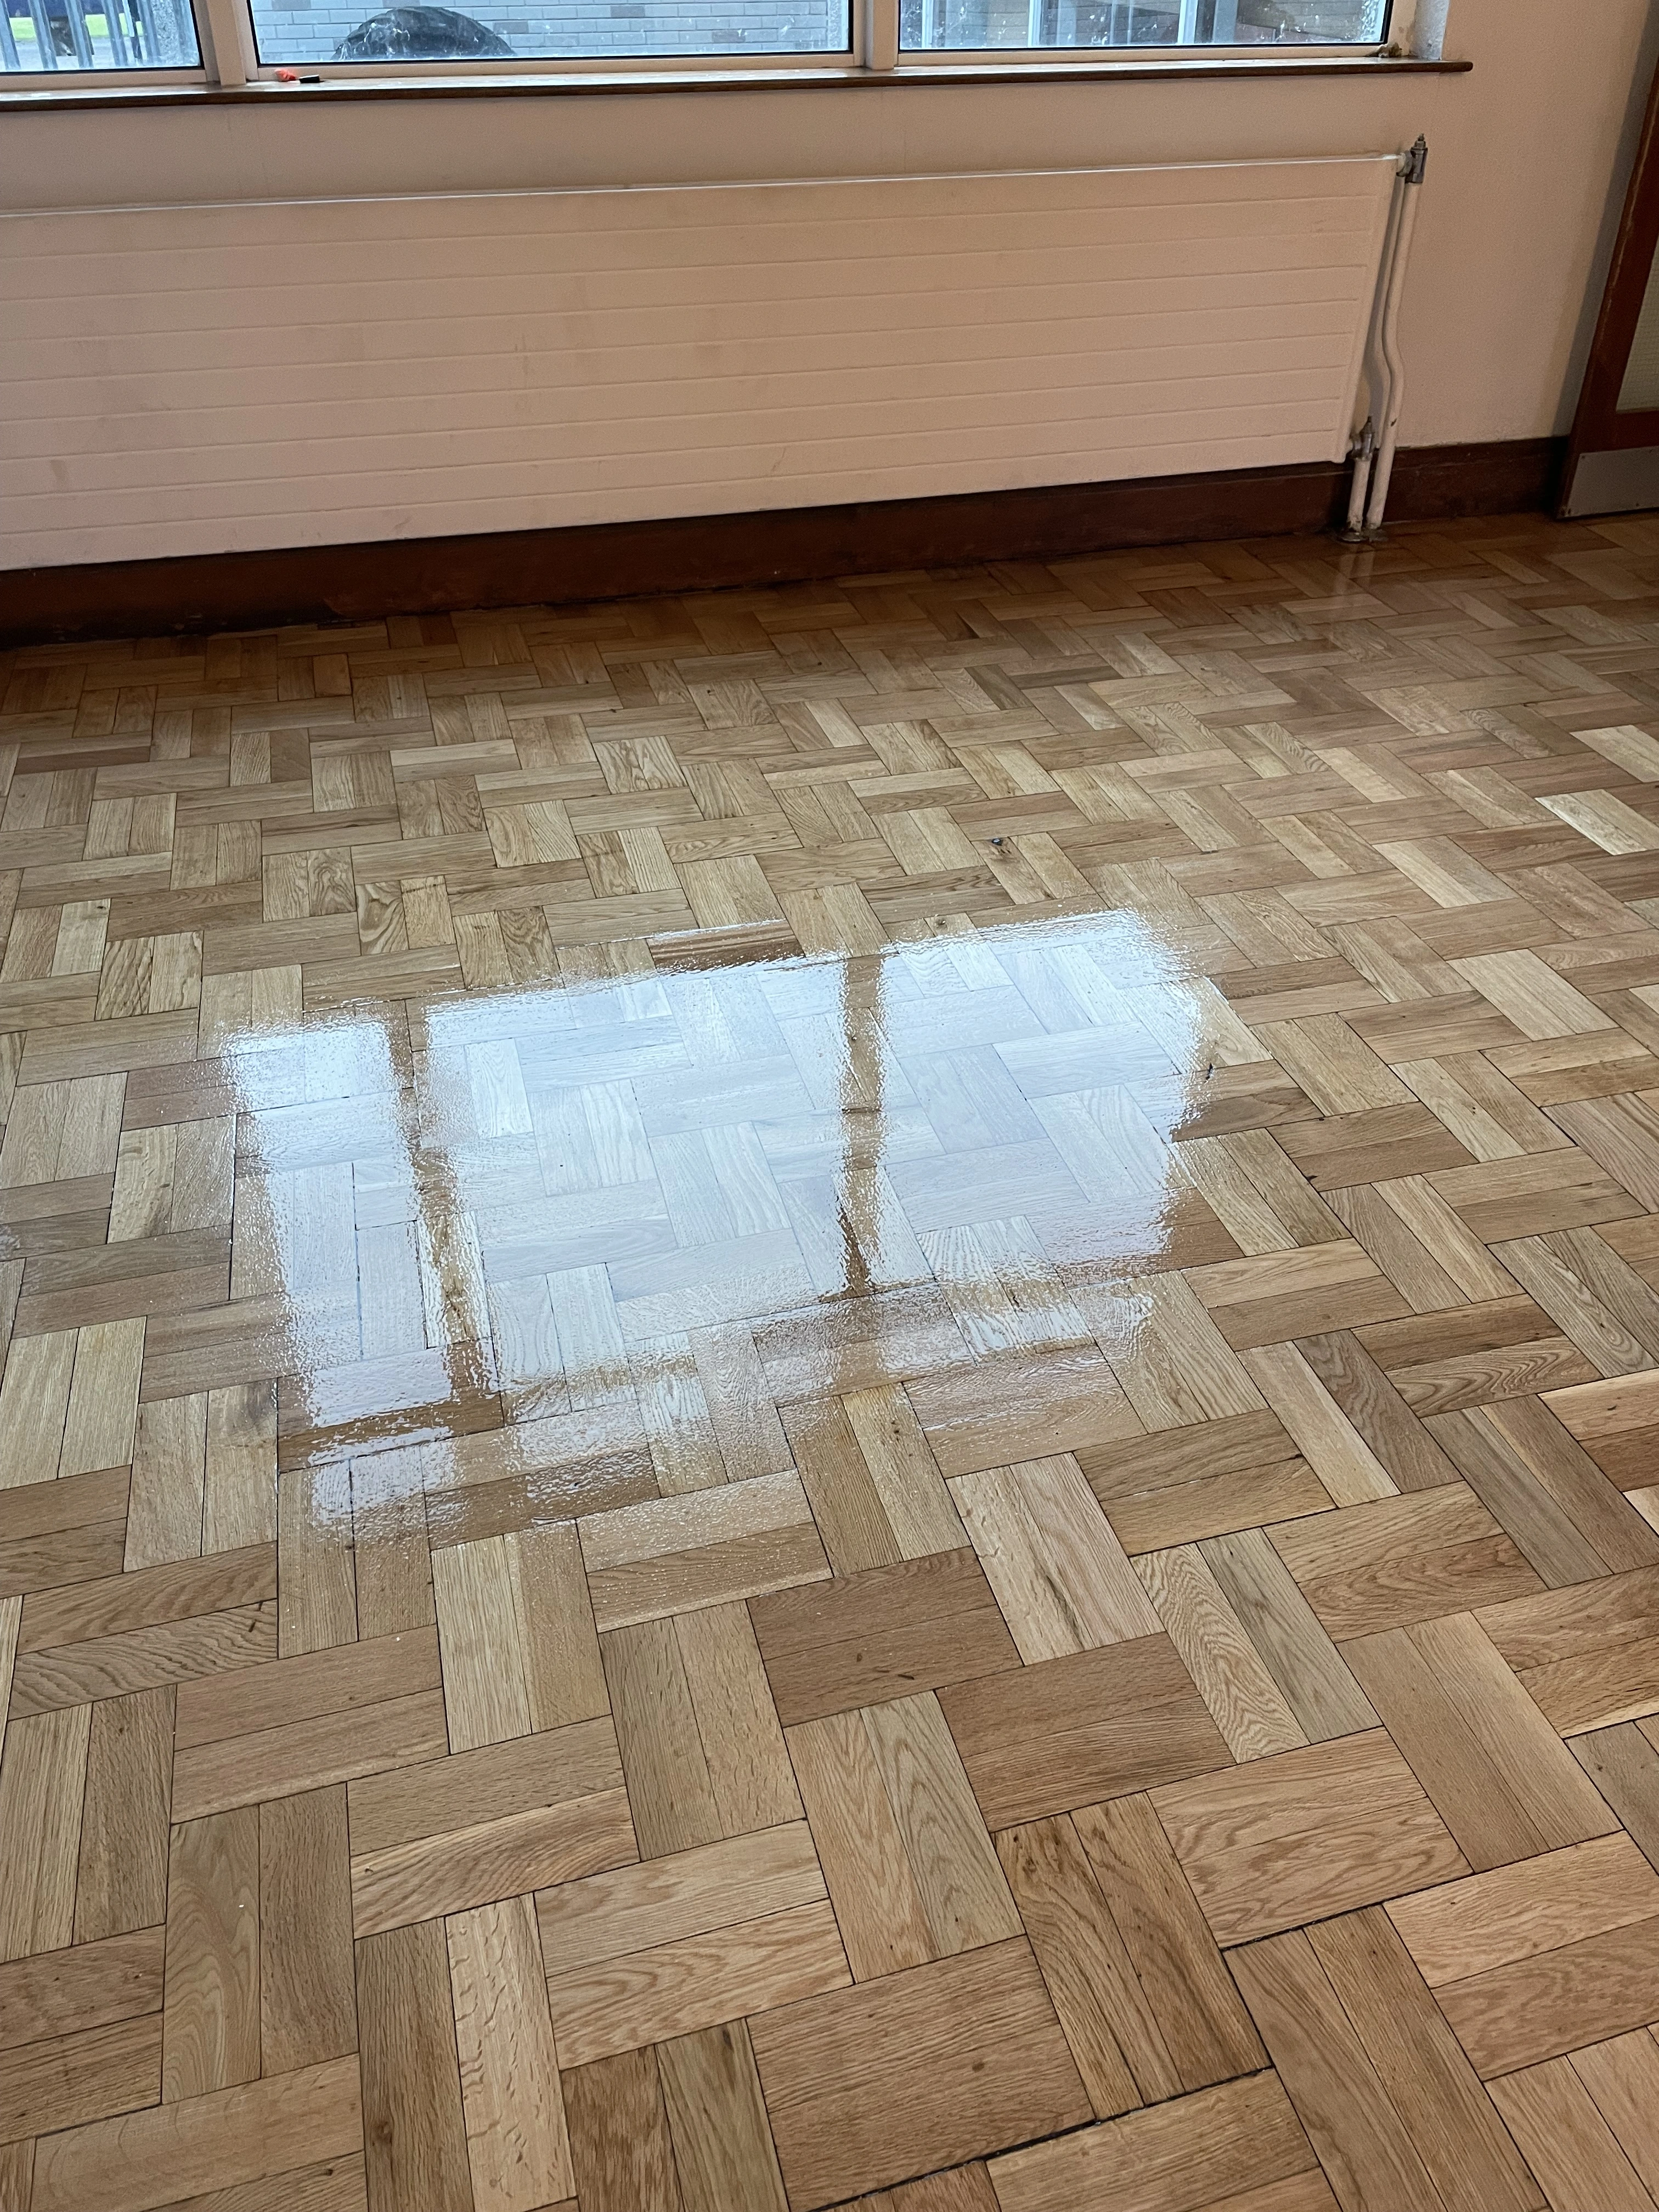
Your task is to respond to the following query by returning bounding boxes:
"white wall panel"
[0,157,1395,568]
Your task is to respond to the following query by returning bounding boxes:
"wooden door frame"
[1564,47,1659,496]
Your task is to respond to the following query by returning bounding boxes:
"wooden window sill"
[0,53,1470,109]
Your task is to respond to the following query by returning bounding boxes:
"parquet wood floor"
[5,512,1659,2208]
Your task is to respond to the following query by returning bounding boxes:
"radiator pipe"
[1345,420,1376,538]
[1365,136,1429,533]
[1340,136,1428,544]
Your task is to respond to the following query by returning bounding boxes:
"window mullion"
[864,0,897,70]
[196,0,255,83]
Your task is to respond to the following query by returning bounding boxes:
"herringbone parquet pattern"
[4,512,1659,2211]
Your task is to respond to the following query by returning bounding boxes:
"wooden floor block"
[1344,1611,1620,1869]
[1387,1832,1659,2075]
[540,1823,849,2064]
[1491,2053,1659,2212]
[1268,1485,1543,1641]
[30,2056,363,2212]
[749,1939,1089,2210]
[1153,1730,1470,1946]
[790,1692,1019,1982]
[659,2020,789,2212]
[358,1919,473,2212]
[939,1636,1233,1830]
[1229,1912,1542,2212]
[565,2046,683,2212]
[750,1550,1020,1726]
[1477,1565,1659,1734]
[988,2071,1333,2212]
[996,1796,1263,2116]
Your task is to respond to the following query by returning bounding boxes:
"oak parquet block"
[10,1604,277,1718]
[1573,1720,1659,1869]
[161,1809,260,2102]
[261,1788,357,2074]
[987,2071,1331,2212]
[538,1824,845,2062]
[551,1897,849,2068]
[1076,1406,1336,1553]
[600,1616,748,1860]
[1268,1483,1543,1640]
[580,1469,829,1630]
[74,1686,172,1943]
[1346,1612,1618,1871]
[902,1344,1143,1480]
[824,2163,1000,2211]
[0,1465,129,1600]
[1153,1729,1469,1946]
[0,1929,162,2053]
[351,1784,637,1940]
[659,2021,789,2212]
[1291,1329,1463,1492]
[1229,1912,1541,2212]
[0,1703,91,1964]
[1489,2057,1659,2212]
[1570,2030,1659,2202]
[345,1718,624,1859]
[356,1920,472,2212]
[1387,1832,1659,2076]
[751,1550,1020,1726]
[0,2013,162,2152]
[790,1692,1018,1982]
[29,2055,364,2212]
[172,1687,450,1822]
[564,2047,683,2212]
[997,1793,1263,2118]
[939,1635,1233,1829]
[1478,1565,1659,1732]
[750,1938,1088,2210]
[1544,1365,1659,1487]
[1135,1543,1308,1760]
[447,1892,573,2212]
[949,1454,1159,1660]
[1427,1394,1659,1583]
[170,1627,444,1818]
[1198,1524,1379,1742]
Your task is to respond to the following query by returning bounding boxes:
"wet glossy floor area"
[4,516,1659,2212]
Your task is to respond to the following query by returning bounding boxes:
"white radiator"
[1,156,1399,569]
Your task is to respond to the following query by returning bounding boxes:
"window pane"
[1620,244,1659,413]
[902,0,1387,51]
[250,0,848,61]
[2,0,197,66]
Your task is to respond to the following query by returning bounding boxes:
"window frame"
[1,0,1423,91]
[0,5,203,77]
[895,0,1392,65]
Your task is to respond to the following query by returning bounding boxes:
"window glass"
[2,0,197,66]
[901,0,1387,52]
[1620,244,1659,413]
[250,0,848,63]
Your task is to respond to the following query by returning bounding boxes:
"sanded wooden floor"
[3,514,1659,2211]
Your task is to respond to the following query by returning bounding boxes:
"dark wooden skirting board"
[1,437,1565,648]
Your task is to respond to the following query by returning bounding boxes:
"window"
[2,0,196,67]
[249,0,847,65]
[249,0,849,63]
[1,0,1398,80]
[903,0,1389,51]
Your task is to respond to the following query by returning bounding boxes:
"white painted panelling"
[0,159,1396,568]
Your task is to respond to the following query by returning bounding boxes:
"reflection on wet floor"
[214,911,1274,1522]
